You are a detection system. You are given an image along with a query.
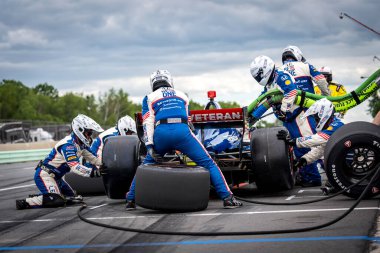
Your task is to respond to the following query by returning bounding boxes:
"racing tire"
[102,135,141,199]
[250,126,295,192]
[64,173,105,195]
[135,165,210,212]
[324,121,380,198]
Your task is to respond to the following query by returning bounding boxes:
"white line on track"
[89,204,108,210]
[0,184,35,192]
[1,207,379,224]
[285,195,296,201]
[22,167,35,170]
[298,189,322,193]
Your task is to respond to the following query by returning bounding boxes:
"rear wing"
[135,107,247,144]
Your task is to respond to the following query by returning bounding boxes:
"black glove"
[247,115,258,125]
[294,157,307,170]
[276,110,287,121]
[99,164,109,175]
[90,168,101,178]
[146,144,163,163]
[276,130,296,146]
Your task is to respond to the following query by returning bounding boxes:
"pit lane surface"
[1,162,380,253]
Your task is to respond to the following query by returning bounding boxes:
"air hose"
[78,163,380,236]
[235,168,375,205]
[247,68,380,118]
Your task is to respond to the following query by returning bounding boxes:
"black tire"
[135,165,210,212]
[324,121,380,198]
[102,135,140,199]
[250,126,295,192]
[64,173,105,195]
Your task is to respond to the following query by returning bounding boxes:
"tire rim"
[343,146,377,184]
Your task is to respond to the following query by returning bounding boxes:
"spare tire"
[324,121,380,198]
[135,165,210,212]
[102,135,140,199]
[250,126,295,192]
[64,173,105,195]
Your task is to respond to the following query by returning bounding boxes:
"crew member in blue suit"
[125,69,242,210]
[16,114,104,210]
[250,55,322,187]
[91,115,137,163]
[277,98,344,192]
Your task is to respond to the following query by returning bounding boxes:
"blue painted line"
[1,236,380,251]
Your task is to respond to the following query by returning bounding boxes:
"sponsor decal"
[327,126,333,131]
[285,80,291,85]
[331,166,349,192]
[67,156,76,161]
[281,75,288,81]
[66,145,75,150]
[190,108,243,123]
[344,140,352,148]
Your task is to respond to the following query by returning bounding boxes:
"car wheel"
[250,127,295,192]
[324,121,380,198]
[102,135,140,199]
[135,164,210,212]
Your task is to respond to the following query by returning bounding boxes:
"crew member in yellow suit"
[314,66,347,118]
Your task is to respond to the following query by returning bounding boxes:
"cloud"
[0,0,379,124]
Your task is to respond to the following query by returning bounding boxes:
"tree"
[0,80,30,119]
[33,83,59,99]
[368,93,380,117]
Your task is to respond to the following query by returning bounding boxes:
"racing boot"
[223,195,243,209]
[125,200,136,211]
[16,199,31,210]
[321,181,339,195]
[66,195,83,205]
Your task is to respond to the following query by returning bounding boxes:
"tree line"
[0,80,242,127]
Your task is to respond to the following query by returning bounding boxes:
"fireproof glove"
[294,157,307,170]
[99,164,108,175]
[146,144,163,163]
[276,130,296,146]
[90,168,101,178]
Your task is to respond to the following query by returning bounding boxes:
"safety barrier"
[0,149,50,164]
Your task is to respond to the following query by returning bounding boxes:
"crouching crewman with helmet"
[276,98,344,191]
[16,114,104,210]
[90,115,137,168]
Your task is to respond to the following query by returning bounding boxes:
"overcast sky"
[0,0,379,123]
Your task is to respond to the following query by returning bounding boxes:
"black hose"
[235,169,376,205]
[77,164,380,236]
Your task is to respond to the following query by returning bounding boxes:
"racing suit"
[295,116,344,164]
[126,87,232,201]
[90,127,119,162]
[251,68,321,184]
[315,81,347,118]
[280,60,330,96]
[24,133,101,208]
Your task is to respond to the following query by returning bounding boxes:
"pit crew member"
[315,66,348,118]
[250,55,322,187]
[16,114,104,210]
[125,69,242,210]
[91,115,137,164]
[277,98,344,190]
[280,45,330,96]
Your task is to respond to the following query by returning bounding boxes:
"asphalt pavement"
[1,161,380,253]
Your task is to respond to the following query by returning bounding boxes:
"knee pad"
[42,193,65,208]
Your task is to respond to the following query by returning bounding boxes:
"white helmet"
[72,114,104,147]
[282,45,305,63]
[150,69,173,91]
[301,98,335,131]
[250,55,276,86]
[319,66,333,83]
[117,115,137,135]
